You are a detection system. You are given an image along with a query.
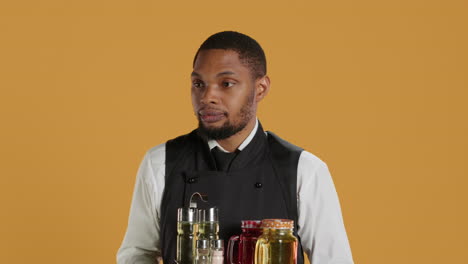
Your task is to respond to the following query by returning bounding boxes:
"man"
[117,31,354,264]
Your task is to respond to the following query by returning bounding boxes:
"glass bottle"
[176,207,199,264]
[198,207,219,242]
[227,220,262,264]
[210,239,224,264]
[254,219,298,264]
[195,239,210,264]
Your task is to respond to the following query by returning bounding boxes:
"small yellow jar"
[255,219,298,264]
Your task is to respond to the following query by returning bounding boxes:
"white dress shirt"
[117,120,354,264]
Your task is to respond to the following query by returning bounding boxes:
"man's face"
[191,49,257,140]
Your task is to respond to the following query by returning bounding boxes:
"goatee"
[197,118,249,140]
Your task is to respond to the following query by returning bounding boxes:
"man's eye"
[193,81,204,88]
[222,81,234,88]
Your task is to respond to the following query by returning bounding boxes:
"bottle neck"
[242,227,262,236]
[265,228,294,236]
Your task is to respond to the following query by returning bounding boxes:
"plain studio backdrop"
[0,0,467,263]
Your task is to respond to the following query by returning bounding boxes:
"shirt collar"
[207,118,259,153]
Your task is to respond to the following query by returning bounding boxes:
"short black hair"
[193,31,267,79]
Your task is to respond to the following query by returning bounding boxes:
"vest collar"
[207,118,259,152]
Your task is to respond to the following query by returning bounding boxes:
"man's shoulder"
[266,131,303,153]
[299,150,327,169]
[144,143,166,169]
[266,131,326,167]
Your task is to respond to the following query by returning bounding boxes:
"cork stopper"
[261,219,294,229]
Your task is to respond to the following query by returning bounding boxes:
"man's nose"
[200,84,220,104]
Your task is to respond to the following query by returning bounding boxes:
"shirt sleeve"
[297,151,354,264]
[117,144,166,264]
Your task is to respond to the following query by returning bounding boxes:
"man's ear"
[255,75,270,103]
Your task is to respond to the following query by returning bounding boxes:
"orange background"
[1,0,467,263]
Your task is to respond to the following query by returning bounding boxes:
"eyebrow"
[191,71,236,78]
[216,71,236,77]
[191,72,201,77]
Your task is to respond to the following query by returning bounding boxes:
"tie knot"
[211,147,238,172]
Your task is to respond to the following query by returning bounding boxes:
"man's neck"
[216,118,257,153]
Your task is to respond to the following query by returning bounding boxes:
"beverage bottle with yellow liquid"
[198,207,219,242]
[254,219,298,264]
[176,207,199,264]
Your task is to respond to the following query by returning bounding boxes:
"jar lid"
[261,219,294,229]
[210,239,224,249]
[196,239,209,249]
[241,220,262,229]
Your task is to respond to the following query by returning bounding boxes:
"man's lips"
[199,110,226,123]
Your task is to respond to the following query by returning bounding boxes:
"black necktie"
[211,147,238,172]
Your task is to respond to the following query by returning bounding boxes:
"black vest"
[161,123,305,264]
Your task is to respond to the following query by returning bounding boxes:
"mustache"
[197,106,227,115]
